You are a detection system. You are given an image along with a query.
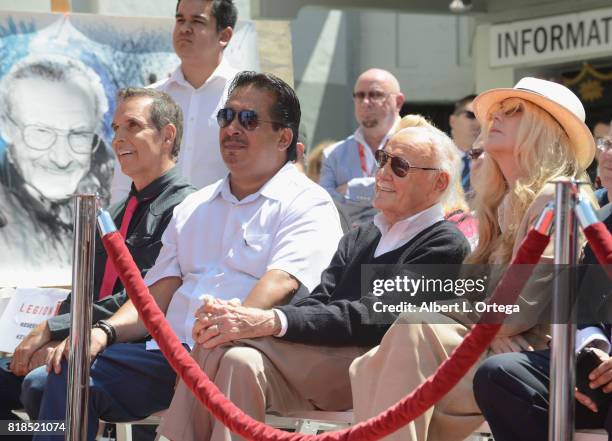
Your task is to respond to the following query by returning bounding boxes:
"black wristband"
[93,320,116,345]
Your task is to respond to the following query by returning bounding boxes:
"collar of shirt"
[167,57,236,91]
[205,162,298,205]
[128,166,180,203]
[373,203,445,257]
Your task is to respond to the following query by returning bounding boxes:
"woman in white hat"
[350,77,597,441]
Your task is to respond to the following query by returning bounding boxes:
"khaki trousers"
[158,337,369,441]
[349,311,485,441]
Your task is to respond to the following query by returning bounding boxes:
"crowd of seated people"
[1,4,610,438]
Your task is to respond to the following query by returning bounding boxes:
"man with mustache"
[110,0,240,203]
[319,68,404,228]
[33,72,343,441]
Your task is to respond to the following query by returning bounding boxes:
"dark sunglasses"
[467,148,484,160]
[217,108,281,131]
[457,110,476,120]
[374,149,441,178]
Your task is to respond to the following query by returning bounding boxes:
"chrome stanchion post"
[549,180,579,441]
[66,194,97,441]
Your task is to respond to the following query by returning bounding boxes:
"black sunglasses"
[457,110,476,120]
[467,148,484,160]
[374,149,441,178]
[217,108,281,131]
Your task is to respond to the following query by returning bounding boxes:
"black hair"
[453,94,477,114]
[227,71,301,162]
[175,0,237,32]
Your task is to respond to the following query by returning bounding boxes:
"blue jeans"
[33,342,179,441]
[0,357,49,421]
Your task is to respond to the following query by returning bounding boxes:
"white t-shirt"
[110,58,239,203]
[144,163,343,349]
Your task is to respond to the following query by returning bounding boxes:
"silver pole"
[549,180,578,441]
[66,194,97,441]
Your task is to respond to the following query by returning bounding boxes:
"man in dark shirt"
[0,87,195,426]
[156,124,471,441]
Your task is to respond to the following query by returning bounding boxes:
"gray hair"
[394,125,461,204]
[116,87,183,161]
[0,54,108,122]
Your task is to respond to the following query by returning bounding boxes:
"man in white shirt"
[319,68,404,228]
[110,0,240,203]
[34,72,343,441]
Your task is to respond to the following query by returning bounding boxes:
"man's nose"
[49,135,74,167]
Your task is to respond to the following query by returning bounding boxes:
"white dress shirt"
[144,163,343,349]
[110,58,239,203]
[274,202,445,337]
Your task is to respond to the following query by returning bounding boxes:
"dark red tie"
[99,196,139,299]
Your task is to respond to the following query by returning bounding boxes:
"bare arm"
[107,276,182,343]
[242,269,299,308]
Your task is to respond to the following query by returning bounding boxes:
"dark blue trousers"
[473,350,612,441]
[33,342,179,441]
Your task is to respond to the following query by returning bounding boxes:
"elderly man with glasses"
[32,72,343,441]
[0,54,113,274]
[319,68,405,228]
[154,123,470,441]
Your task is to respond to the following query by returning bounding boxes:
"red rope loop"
[101,228,550,441]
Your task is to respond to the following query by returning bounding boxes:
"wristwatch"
[92,320,117,345]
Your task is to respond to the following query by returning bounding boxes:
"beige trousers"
[158,337,369,441]
[349,311,485,441]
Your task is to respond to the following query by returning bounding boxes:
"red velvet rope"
[102,228,550,441]
[584,222,612,279]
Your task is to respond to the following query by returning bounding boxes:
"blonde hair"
[395,114,469,214]
[306,139,336,183]
[467,98,591,264]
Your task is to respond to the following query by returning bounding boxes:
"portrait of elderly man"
[156,123,470,441]
[0,53,112,272]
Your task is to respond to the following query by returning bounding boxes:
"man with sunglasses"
[449,94,480,193]
[33,72,342,441]
[110,0,240,204]
[0,54,113,279]
[154,124,470,441]
[319,68,404,228]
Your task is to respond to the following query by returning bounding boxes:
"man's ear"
[161,124,177,152]
[395,93,405,112]
[435,171,450,193]
[277,127,293,152]
[0,115,15,144]
[218,26,233,49]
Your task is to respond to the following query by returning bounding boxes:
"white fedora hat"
[473,77,595,170]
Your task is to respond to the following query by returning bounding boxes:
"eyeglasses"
[374,149,441,178]
[457,110,476,120]
[488,99,524,119]
[467,148,484,160]
[216,108,281,131]
[352,90,390,104]
[596,136,612,153]
[6,115,97,154]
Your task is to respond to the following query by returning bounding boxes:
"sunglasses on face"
[457,110,476,120]
[216,108,281,131]
[374,149,441,178]
[468,148,484,160]
[352,90,389,104]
